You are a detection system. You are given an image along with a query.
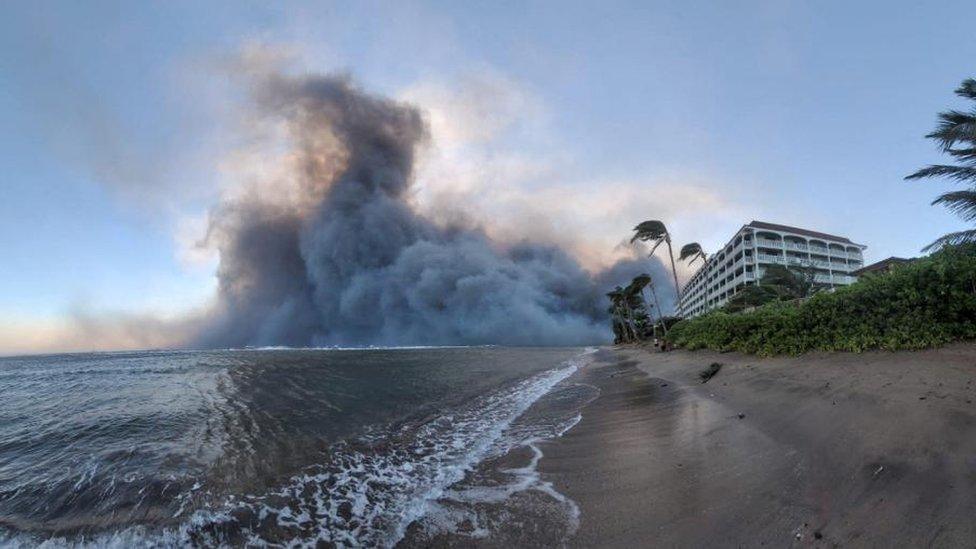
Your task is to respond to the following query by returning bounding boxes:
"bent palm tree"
[679,242,706,264]
[906,78,976,251]
[624,276,653,337]
[631,273,668,337]
[606,287,637,343]
[631,220,680,297]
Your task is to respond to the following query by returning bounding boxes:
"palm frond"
[922,229,976,252]
[646,238,665,256]
[931,190,976,221]
[905,164,976,182]
[679,242,705,261]
[630,220,668,243]
[926,110,976,151]
[946,147,976,162]
[956,78,976,100]
[630,273,652,289]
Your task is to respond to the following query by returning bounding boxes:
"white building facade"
[677,221,866,318]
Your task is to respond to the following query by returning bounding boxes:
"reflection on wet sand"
[540,345,976,546]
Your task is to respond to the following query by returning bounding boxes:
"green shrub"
[669,245,976,356]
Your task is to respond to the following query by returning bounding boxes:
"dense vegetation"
[668,245,976,355]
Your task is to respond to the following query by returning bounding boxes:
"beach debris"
[737,413,745,419]
[873,465,884,477]
[814,531,823,540]
[699,362,723,383]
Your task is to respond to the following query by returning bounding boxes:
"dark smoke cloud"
[191,72,670,348]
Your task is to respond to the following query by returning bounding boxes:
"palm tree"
[631,220,680,296]
[605,290,625,343]
[906,78,976,251]
[606,287,637,343]
[630,273,668,337]
[606,304,626,343]
[624,275,651,335]
[679,242,707,265]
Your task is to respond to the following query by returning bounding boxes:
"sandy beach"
[539,344,976,547]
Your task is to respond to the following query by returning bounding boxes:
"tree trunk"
[641,288,657,339]
[648,284,668,337]
[613,304,634,343]
[665,235,680,298]
[611,314,624,343]
[622,303,638,342]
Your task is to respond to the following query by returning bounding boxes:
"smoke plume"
[191,71,668,348]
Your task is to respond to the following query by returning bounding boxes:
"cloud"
[399,71,748,274]
[2,46,743,354]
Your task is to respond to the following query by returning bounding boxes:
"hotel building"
[677,221,866,318]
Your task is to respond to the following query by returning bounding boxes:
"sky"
[2,0,975,354]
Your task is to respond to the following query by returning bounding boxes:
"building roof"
[851,257,913,276]
[746,220,862,246]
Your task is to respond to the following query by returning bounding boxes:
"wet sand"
[539,344,976,547]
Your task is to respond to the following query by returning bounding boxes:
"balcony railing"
[813,274,856,284]
[756,238,782,248]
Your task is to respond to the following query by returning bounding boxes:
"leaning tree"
[631,220,680,295]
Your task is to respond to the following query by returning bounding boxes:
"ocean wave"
[2,348,595,548]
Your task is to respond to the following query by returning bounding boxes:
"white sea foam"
[416,407,589,544]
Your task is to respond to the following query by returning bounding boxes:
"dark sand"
[539,344,976,547]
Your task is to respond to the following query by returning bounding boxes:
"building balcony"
[757,254,785,264]
[756,238,782,248]
[813,274,856,284]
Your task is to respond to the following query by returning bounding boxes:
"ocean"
[0,346,599,547]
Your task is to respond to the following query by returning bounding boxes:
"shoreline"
[538,343,976,546]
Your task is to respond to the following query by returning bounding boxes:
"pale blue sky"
[2,1,975,339]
